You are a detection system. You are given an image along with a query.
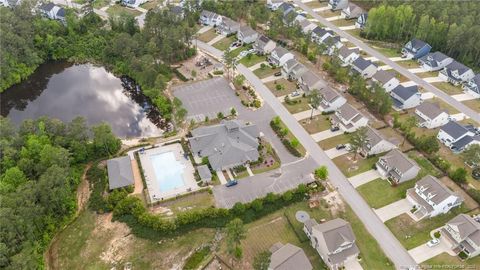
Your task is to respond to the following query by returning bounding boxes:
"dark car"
[336,144,346,150]
[473,168,480,180]
[330,126,340,132]
[226,179,238,187]
[274,71,282,77]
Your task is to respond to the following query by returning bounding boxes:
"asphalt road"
[197,40,417,269]
[294,0,480,124]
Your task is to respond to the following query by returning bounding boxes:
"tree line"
[363,2,480,68]
[0,116,121,268]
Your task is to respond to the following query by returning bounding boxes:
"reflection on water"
[1,62,165,138]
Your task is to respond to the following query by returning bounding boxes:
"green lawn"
[197,28,217,43]
[463,99,480,113]
[333,154,380,178]
[407,151,443,179]
[92,0,109,8]
[265,79,297,97]
[432,82,464,95]
[276,118,307,156]
[106,5,142,17]
[253,66,281,79]
[372,46,401,58]
[299,115,331,134]
[305,1,326,9]
[213,36,236,51]
[385,206,468,250]
[283,96,311,114]
[239,54,266,67]
[423,252,480,267]
[397,59,420,69]
[332,19,356,27]
[140,0,161,10]
[158,190,215,216]
[317,134,349,150]
[416,71,439,78]
[357,178,416,209]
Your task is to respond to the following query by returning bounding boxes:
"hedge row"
[270,118,302,157]
[281,138,302,157]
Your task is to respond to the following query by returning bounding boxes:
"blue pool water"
[150,151,186,192]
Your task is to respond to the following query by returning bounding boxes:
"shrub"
[282,139,302,157]
[275,84,284,91]
[212,70,224,75]
[183,246,211,269]
[449,168,467,184]
[434,231,441,239]
[458,251,468,260]
[173,68,188,81]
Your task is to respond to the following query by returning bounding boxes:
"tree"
[91,123,121,158]
[253,251,271,270]
[217,112,224,119]
[314,166,329,181]
[226,218,246,260]
[309,89,322,119]
[230,107,237,116]
[348,126,369,161]
[223,49,236,80]
[461,144,480,167]
[449,168,467,184]
[400,116,417,146]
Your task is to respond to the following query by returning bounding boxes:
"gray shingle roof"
[338,46,359,58]
[197,165,212,181]
[239,25,257,37]
[269,243,313,270]
[337,103,360,122]
[365,126,384,148]
[447,214,480,246]
[416,102,446,120]
[408,39,429,51]
[300,70,323,89]
[445,61,472,76]
[352,57,375,71]
[380,149,418,174]
[40,2,55,12]
[391,85,419,101]
[107,156,134,189]
[440,121,469,140]
[452,135,480,151]
[415,175,461,205]
[272,46,290,58]
[373,70,396,85]
[319,87,341,103]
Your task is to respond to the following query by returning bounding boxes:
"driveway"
[452,93,478,102]
[423,76,444,83]
[207,35,224,45]
[408,237,453,263]
[312,129,343,142]
[344,257,364,270]
[374,199,411,222]
[325,146,349,159]
[293,109,321,121]
[348,169,381,188]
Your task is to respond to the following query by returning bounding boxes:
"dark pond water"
[1,62,167,138]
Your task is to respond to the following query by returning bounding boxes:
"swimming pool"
[150,151,186,192]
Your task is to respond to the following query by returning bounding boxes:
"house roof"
[269,243,313,270]
[304,218,319,234]
[312,27,333,38]
[323,35,341,46]
[470,74,480,86]
[365,126,385,148]
[239,25,257,37]
[170,5,183,15]
[221,17,239,28]
[452,135,480,151]
[338,46,359,58]
[391,85,419,101]
[416,102,447,120]
[344,3,363,17]
[197,165,212,180]
[284,58,299,70]
[372,70,396,85]
[440,121,470,140]
[56,7,66,17]
[300,70,324,89]
[352,57,375,71]
[407,38,429,51]
[380,149,418,174]
[273,46,290,58]
[336,103,360,122]
[189,120,260,170]
[415,175,461,205]
[447,214,480,246]
[319,87,341,103]
[419,52,450,67]
[255,35,272,49]
[445,61,472,76]
[299,19,314,31]
[40,2,55,12]
[278,2,294,13]
[107,156,134,189]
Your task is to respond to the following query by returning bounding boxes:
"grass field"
[140,0,161,10]
[305,1,327,9]
[429,97,460,114]
[213,36,236,51]
[265,79,297,97]
[462,99,480,113]
[197,28,217,43]
[253,66,281,79]
[416,71,439,78]
[317,134,349,150]
[407,150,443,178]
[106,6,142,17]
[299,115,331,134]
[239,54,266,67]
[333,154,380,178]
[276,118,307,156]
[158,191,215,216]
[283,96,311,114]
[397,59,420,69]
[92,0,109,8]
[357,178,415,209]
[423,252,480,267]
[432,82,464,95]
[332,19,356,27]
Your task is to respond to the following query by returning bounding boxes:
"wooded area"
[363,1,480,68]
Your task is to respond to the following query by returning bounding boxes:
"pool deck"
[138,143,198,202]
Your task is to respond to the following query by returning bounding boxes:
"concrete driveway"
[312,129,343,142]
[293,109,322,121]
[452,93,478,102]
[325,146,349,159]
[344,257,364,270]
[374,199,411,222]
[408,237,453,263]
[348,169,381,188]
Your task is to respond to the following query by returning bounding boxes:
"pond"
[1,62,167,138]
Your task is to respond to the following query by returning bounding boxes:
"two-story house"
[328,0,349,11]
[266,0,284,11]
[440,61,475,86]
[323,36,343,56]
[331,103,369,133]
[269,242,313,270]
[407,175,463,220]
[122,0,147,8]
[217,17,240,36]
[199,10,222,26]
[268,46,295,67]
[442,214,480,258]
[437,121,480,152]
[311,27,335,44]
[298,70,326,95]
[237,25,259,44]
[390,85,422,110]
[371,70,400,92]
[376,149,420,184]
[39,3,66,23]
[1,0,21,8]
[282,59,308,81]
[463,74,480,98]
[299,19,317,35]
[340,3,363,19]
[414,102,450,129]
[355,13,367,29]
[351,57,377,79]
[304,218,359,269]
[318,87,347,113]
[337,46,360,67]
[361,126,397,157]
[401,39,432,59]
[253,35,276,55]
[418,52,453,72]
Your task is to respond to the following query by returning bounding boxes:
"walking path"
[216,170,228,184]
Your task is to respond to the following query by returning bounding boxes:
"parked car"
[226,179,238,187]
[330,126,340,132]
[336,144,346,150]
[274,71,282,77]
[473,168,480,180]
[290,91,301,97]
[427,238,440,247]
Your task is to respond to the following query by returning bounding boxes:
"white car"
[427,238,440,247]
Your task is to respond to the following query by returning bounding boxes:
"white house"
[311,27,334,44]
[323,36,343,56]
[318,87,347,113]
[401,39,431,59]
[340,3,363,19]
[361,126,397,156]
[418,52,454,72]
[355,13,367,29]
[282,59,308,81]
[253,35,276,55]
[0,0,21,8]
[375,149,420,184]
[268,46,294,67]
[371,70,400,93]
[439,61,475,86]
[442,214,480,258]
[415,102,450,129]
[298,19,317,35]
[437,121,480,152]
[406,175,463,220]
[390,85,422,110]
[39,3,66,23]
[199,10,222,26]
[351,57,377,79]
[122,0,147,8]
[237,25,258,44]
[463,74,480,98]
[337,46,360,67]
[217,17,240,36]
[298,70,326,95]
[331,103,369,133]
[266,0,284,10]
[328,0,348,11]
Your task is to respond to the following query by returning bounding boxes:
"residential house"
[268,46,295,67]
[331,103,368,133]
[375,149,420,184]
[371,70,400,92]
[401,39,432,59]
[463,74,480,98]
[267,0,284,11]
[311,27,334,44]
[318,87,347,113]
[351,57,377,79]
[121,0,147,8]
[279,3,296,25]
[406,175,463,220]
[442,214,480,258]
[217,17,240,36]
[390,85,422,110]
[268,242,313,270]
[189,120,260,171]
[39,3,66,23]
[323,36,343,56]
[418,52,453,72]
[299,19,317,34]
[282,59,308,81]
[337,46,360,67]
[253,35,277,55]
[199,10,222,26]
[304,218,359,269]
[298,70,326,95]
[361,126,397,156]
[107,156,134,190]
[439,61,475,86]
[437,121,480,152]
[0,0,21,8]
[237,25,259,44]
[355,13,367,29]
[169,5,184,18]
[328,0,348,11]
[415,102,450,129]
[340,3,363,19]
